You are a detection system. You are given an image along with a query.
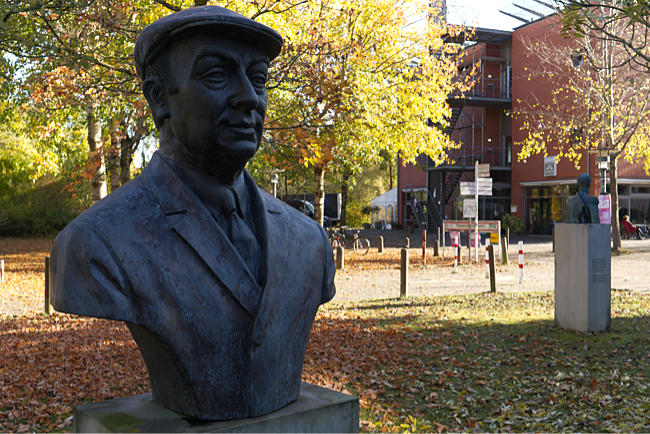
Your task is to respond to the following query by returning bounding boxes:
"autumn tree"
[556,0,650,72]
[2,0,467,226]
[515,13,650,250]
[250,0,468,225]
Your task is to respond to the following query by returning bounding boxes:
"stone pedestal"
[74,382,359,433]
[554,223,611,332]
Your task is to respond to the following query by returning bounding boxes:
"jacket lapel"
[250,189,291,342]
[142,152,261,316]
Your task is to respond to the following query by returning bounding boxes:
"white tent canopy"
[370,188,397,228]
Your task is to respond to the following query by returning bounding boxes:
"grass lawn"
[305,292,650,432]
[1,238,649,432]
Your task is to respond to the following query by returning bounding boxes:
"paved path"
[334,237,650,302]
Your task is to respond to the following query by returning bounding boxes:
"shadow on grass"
[306,292,650,432]
[1,291,648,433]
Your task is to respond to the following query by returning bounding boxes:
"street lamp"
[589,146,616,194]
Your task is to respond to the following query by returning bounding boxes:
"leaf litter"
[1,238,649,432]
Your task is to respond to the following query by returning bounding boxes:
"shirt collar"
[159,154,249,218]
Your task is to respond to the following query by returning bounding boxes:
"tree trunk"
[610,156,621,251]
[120,137,133,186]
[86,99,107,203]
[108,124,121,193]
[389,158,393,190]
[314,166,325,226]
[340,167,352,226]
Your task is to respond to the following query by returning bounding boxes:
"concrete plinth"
[554,223,611,332]
[74,382,359,433]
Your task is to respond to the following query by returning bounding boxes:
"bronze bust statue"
[566,173,600,223]
[49,6,335,421]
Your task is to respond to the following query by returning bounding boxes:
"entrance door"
[528,198,553,234]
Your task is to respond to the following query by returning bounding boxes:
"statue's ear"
[142,78,169,128]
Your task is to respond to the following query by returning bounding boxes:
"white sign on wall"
[544,156,557,177]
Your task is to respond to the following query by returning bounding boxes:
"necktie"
[222,188,260,280]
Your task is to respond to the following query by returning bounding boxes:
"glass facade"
[618,185,650,224]
[524,184,577,234]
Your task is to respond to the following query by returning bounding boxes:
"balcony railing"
[423,144,511,169]
[451,70,512,101]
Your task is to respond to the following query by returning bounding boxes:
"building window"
[571,52,584,68]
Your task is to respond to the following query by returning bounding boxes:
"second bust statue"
[566,173,600,224]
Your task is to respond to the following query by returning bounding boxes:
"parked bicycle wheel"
[352,237,370,255]
[331,237,340,249]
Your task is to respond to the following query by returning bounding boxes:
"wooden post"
[404,237,410,249]
[488,245,496,292]
[421,229,426,265]
[457,243,462,263]
[501,236,508,265]
[378,236,384,253]
[433,239,439,257]
[44,256,51,315]
[336,245,344,270]
[506,228,510,248]
[400,247,408,297]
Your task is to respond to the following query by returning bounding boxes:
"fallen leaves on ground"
[0,316,148,432]
[344,248,454,271]
[0,238,52,316]
[1,238,649,432]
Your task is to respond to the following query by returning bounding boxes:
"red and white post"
[484,239,490,278]
[1,259,4,283]
[518,241,524,284]
[453,235,458,272]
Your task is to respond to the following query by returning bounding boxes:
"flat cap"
[134,5,283,79]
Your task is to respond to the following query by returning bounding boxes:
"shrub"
[501,213,524,234]
[345,201,369,227]
[0,178,90,236]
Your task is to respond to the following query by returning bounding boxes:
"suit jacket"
[49,152,336,420]
[566,192,600,223]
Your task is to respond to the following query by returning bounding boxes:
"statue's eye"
[202,68,227,88]
[248,72,267,91]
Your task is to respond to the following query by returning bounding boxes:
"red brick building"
[397,15,650,234]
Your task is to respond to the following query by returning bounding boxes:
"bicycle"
[329,227,370,254]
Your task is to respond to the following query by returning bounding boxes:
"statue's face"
[163,31,270,174]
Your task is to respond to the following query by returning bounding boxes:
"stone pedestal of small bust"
[554,223,611,332]
[554,174,611,332]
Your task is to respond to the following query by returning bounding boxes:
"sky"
[446,0,556,31]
